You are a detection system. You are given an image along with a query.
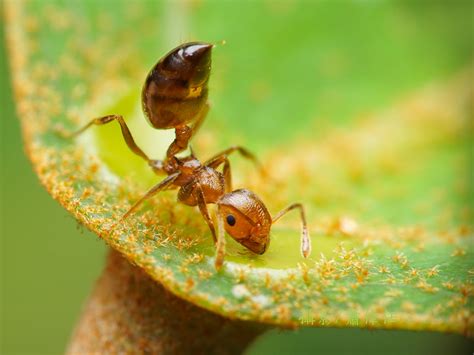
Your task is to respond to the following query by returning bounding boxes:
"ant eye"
[226,214,236,226]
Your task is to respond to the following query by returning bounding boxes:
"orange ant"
[67,42,311,269]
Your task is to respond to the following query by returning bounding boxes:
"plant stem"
[67,249,266,354]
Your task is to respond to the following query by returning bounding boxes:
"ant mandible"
[68,42,311,269]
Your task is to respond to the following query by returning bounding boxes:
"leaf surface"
[5,0,473,335]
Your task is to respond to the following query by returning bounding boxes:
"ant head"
[161,42,213,87]
[217,189,272,254]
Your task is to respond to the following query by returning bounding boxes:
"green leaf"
[5,0,473,335]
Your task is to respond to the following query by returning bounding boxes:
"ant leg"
[272,203,311,258]
[65,115,151,162]
[222,158,232,193]
[64,115,166,174]
[195,184,217,243]
[121,172,180,221]
[214,209,227,270]
[204,146,263,173]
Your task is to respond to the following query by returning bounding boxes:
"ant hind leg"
[62,115,167,173]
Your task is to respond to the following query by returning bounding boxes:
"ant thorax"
[177,166,225,206]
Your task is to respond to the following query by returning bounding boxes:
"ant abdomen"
[142,42,213,130]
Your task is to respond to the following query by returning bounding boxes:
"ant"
[67,42,311,269]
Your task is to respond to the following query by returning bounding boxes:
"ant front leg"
[272,203,311,258]
[214,208,227,270]
[195,184,217,243]
[121,172,180,221]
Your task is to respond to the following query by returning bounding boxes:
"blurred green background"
[1,1,473,354]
